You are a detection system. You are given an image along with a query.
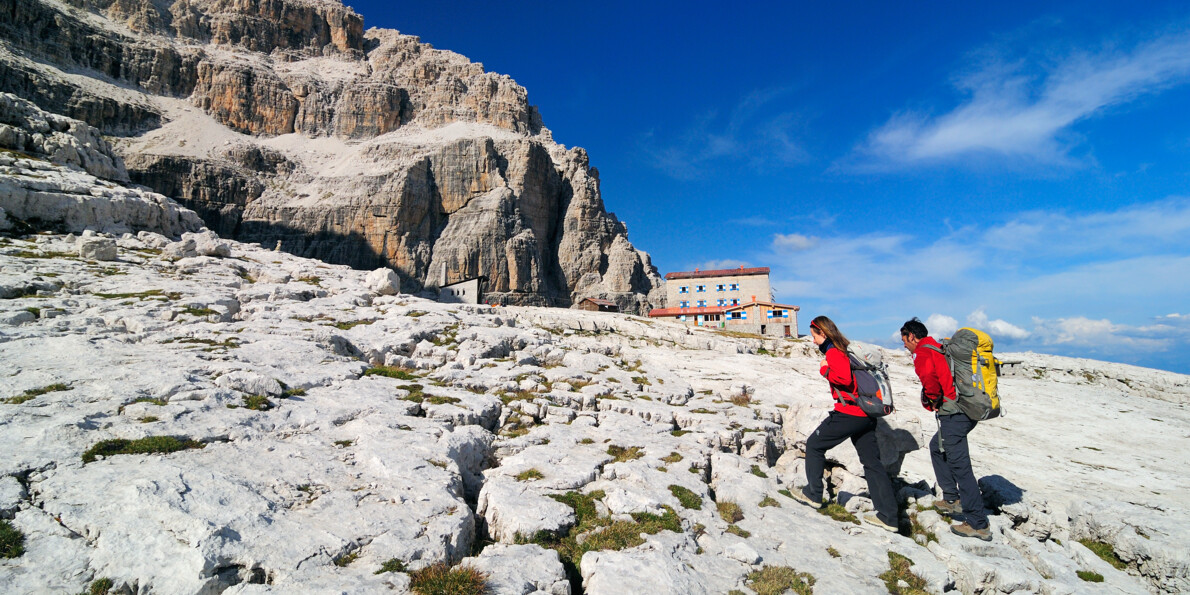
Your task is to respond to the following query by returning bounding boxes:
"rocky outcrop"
[0,94,204,236]
[0,0,662,311]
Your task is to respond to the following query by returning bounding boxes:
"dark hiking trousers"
[930,413,989,529]
[804,411,899,525]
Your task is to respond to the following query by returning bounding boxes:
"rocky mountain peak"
[0,0,664,311]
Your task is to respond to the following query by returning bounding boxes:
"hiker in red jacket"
[788,316,899,533]
[901,317,991,541]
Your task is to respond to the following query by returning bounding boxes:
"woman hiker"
[789,316,900,532]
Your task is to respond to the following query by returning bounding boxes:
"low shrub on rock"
[83,578,115,595]
[878,551,928,595]
[81,436,204,463]
[409,562,486,595]
[4,382,71,404]
[818,502,858,525]
[0,519,25,558]
[1079,539,1127,570]
[717,501,743,523]
[518,490,682,578]
[607,445,644,462]
[669,485,702,510]
[375,558,407,574]
[747,565,815,595]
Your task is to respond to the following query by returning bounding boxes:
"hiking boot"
[950,522,992,541]
[863,513,898,533]
[788,486,823,509]
[933,499,962,516]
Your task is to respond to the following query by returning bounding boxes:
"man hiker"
[900,318,992,541]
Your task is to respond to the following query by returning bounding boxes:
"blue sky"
[347,1,1190,373]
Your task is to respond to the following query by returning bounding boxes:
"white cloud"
[855,30,1190,167]
[1028,316,1181,351]
[728,217,779,227]
[640,87,809,179]
[925,314,959,339]
[771,233,819,252]
[695,259,751,271]
[764,197,1190,371]
[967,308,1030,340]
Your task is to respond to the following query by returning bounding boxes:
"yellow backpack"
[926,327,1002,420]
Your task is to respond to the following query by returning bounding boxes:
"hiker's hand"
[819,358,828,369]
[921,392,936,411]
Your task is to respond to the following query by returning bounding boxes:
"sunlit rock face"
[0,0,664,311]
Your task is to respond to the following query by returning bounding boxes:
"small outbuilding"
[577,297,620,312]
[439,276,486,305]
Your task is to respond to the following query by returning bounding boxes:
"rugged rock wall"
[0,0,664,311]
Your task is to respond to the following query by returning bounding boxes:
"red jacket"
[820,345,864,417]
[913,337,957,411]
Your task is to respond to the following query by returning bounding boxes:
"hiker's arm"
[820,348,852,387]
[936,351,957,401]
[917,352,945,401]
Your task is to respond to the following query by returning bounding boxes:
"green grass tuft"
[826,546,841,558]
[718,501,744,523]
[909,512,937,543]
[130,396,167,407]
[747,565,815,595]
[4,382,72,404]
[331,319,375,330]
[1079,539,1127,570]
[749,464,768,478]
[818,502,859,525]
[726,524,751,538]
[668,484,702,510]
[181,306,217,317]
[758,495,781,508]
[0,519,25,558]
[878,551,929,595]
[364,366,420,380]
[83,578,115,595]
[607,445,644,462]
[375,558,407,574]
[334,550,360,567]
[408,562,487,595]
[671,429,691,437]
[515,468,545,481]
[81,436,204,463]
[243,395,274,411]
[518,490,680,583]
[661,451,683,463]
[1077,570,1105,582]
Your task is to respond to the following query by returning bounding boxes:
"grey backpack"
[845,342,894,417]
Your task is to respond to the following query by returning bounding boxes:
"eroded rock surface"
[2,223,1188,594]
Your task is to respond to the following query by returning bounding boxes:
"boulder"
[77,236,117,261]
[366,268,400,296]
[461,544,570,595]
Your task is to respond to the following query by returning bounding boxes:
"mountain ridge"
[0,0,665,311]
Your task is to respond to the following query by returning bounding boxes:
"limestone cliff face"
[0,0,664,311]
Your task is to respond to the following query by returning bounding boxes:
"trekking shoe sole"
[788,488,823,510]
[933,500,962,516]
[950,524,992,541]
[863,513,898,533]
